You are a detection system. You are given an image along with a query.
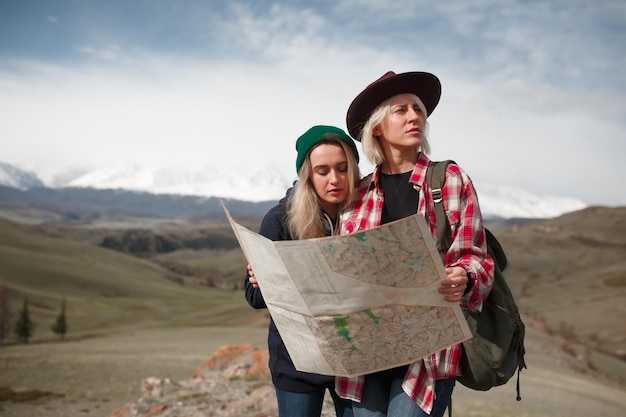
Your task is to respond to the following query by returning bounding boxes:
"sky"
[0,0,625,206]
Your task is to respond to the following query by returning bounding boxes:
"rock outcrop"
[108,343,337,417]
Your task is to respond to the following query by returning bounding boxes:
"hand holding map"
[223,202,471,377]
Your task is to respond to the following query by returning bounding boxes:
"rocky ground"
[107,343,286,417]
[105,325,626,417]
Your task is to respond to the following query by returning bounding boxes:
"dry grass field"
[0,326,268,417]
[1,323,625,417]
[0,205,625,416]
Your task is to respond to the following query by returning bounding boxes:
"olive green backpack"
[427,160,527,402]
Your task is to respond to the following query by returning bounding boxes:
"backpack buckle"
[431,187,443,203]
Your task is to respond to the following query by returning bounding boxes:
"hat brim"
[346,72,441,140]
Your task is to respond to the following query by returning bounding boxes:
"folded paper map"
[223,202,471,377]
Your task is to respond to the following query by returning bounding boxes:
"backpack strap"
[426,160,455,252]
[427,160,509,271]
[429,160,525,408]
[427,160,455,417]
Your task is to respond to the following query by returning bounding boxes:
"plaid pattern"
[335,153,494,414]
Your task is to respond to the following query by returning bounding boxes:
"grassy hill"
[495,206,626,385]
[0,217,263,342]
[1,202,625,387]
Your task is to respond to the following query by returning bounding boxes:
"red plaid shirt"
[335,153,494,414]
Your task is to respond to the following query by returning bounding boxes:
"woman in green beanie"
[244,125,361,417]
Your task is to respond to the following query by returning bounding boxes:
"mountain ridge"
[0,160,588,219]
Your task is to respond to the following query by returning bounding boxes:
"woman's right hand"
[247,264,259,288]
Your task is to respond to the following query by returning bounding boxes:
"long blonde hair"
[360,93,431,165]
[287,137,361,239]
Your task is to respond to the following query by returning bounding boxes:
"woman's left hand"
[247,264,259,289]
[439,266,468,303]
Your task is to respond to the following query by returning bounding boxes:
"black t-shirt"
[380,171,418,223]
[379,170,419,378]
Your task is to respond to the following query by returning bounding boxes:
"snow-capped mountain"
[475,184,586,219]
[52,164,294,203]
[0,161,44,190]
[0,161,587,219]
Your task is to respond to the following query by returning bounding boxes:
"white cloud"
[78,44,121,61]
[0,0,624,205]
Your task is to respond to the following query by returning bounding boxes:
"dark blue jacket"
[244,194,335,392]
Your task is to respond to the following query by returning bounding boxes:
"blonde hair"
[287,137,361,239]
[360,93,431,165]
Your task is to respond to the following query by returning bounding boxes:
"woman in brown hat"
[336,72,495,417]
[245,125,360,417]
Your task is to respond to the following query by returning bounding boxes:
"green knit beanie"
[295,125,359,173]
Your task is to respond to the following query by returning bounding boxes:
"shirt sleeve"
[441,164,495,312]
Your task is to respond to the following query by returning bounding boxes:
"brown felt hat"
[346,71,442,140]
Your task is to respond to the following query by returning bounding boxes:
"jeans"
[352,375,455,417]
[275,386,354,417]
